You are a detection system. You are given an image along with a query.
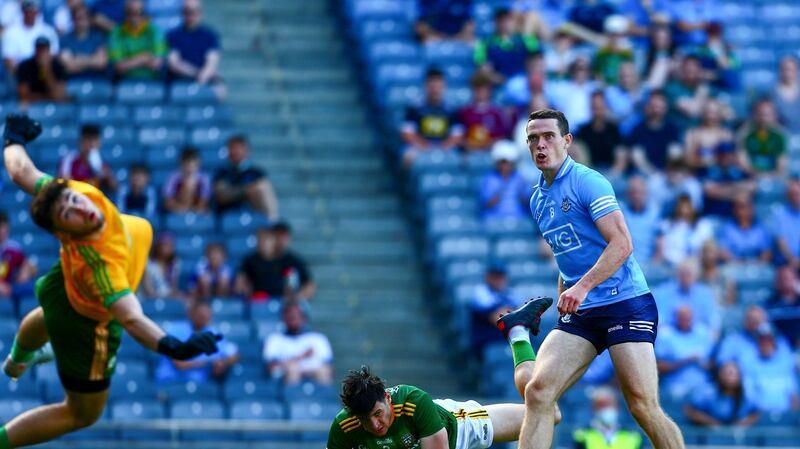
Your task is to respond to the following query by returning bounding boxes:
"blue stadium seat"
[426,195,478,219]
[78,104,130,126]
[118,333,152,361]
[223,379,281,401]
[40,377,65,403]
[170,82,217,105]
[0,399,43,424]
[189,126,230,147]
[220,211,270,234]
[357,19,412,41]
[283,381,338,402]
[165,212,215,233]
[418,173,472,197]
[0,377,40,401]
[289,400,342,441]
[116,81,165,104]
[372,62,425,90]
[17,296,39,318]
[186,105,233,125]
[493,237,539,261]
[226,363,266,382]
[365,41,420,64]
[145,0,181,15]
[210,299,245,320]
[144,144,181,169]
[34,365,59,384]
[138,126,186,146]
[435,236,490,262]
[215,319,251,342]
[254,319,283,341]
[36,124,79,147]
[444,259,486,286]
[175,234,208,260]
[114,360,148,382]
[101,125,136,143]
[112,399,167,440]
[26,103,76,125]
[102,142,142,167]
[230,400,288,441]
[170,400,227,441]
[507,260,559,284]
[110,378,160,400]
[152,15,180,32]
[427,215,482,240]
[0,318,17,337]
[383,83,423,107]
[250,300,282,321]
[348,0,411,21]
[236,342,263,365]
[141,298,187,319]
[134,105,186,126]
[483,217,536,239]
[422,41,474,65]
[159,381,220,401]
[66,79,113,102]
[412,150,462,175]
[19,232,58,255]
[198,143,228,170]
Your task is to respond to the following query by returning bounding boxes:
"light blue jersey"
[530,157,650,309]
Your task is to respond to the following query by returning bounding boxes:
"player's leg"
[609,342,684,449]
[485,403,526,442]
[518,330,597,449]
[1,388,108,448]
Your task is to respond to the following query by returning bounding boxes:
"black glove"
[4,113,42,146]
[157,331,223,360]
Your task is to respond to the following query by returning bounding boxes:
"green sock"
[0,425,10,449]
[9,338,35,364]
[511,340,536,367]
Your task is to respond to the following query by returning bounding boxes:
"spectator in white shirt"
[263,301,333,385]
[2,0,58,73]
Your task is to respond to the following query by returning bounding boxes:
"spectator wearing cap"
[652,258,720,335]
[470,262,515,355]
[625,90,682,175]
[479,140,530,222]
[0,212,36,302]
[142,232,183,299]
[656,305,714,400]
[414,0,474,44]
[737,98,788,177]
[573,387,642,449]
[458,72,511,152]
[475,8,540,85]
[213,134,279,219]
[164,147,212,214]
[572,91,626,175]
[2,0,58,73]
[770,177,800,269]
[766,266,800,348]
[739,323,800,414]
[716,192,771,263]
[400,68,463,169]
[116,164,157,217]
[167,0,221,88]
[716,306,793,367]
[16,36,66,103]
[700,141,755,218]
[58,124,118,193]
[773,56,800,134]
[621,175,659,264]
[685,362,760,427]
[263,301,333,385]
[271,220,315,302]
[190,242,232,301]
[58,4,108,80]
[109,0,166,80]
[591,15,633,85]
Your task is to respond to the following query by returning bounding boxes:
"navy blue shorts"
[554,293,658,353]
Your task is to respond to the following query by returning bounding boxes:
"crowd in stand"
[395,0,800,427]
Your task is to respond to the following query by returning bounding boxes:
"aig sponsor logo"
[542,223,583,256]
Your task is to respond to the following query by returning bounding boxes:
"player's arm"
[110,292,221,359]
[420,428,449,449]
[3,114,46,195]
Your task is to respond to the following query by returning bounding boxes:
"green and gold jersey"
[327,385,458,449]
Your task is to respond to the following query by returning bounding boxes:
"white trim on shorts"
[433,398,494,449]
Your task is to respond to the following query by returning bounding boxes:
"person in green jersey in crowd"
[327,296,559,449]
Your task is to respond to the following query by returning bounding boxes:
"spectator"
[737,98,787,177]
[684,99,734,171]
[717,192,771,263]
[654,194,714,266]
[573,387,642,449]
[58,124,118,193]
[154,300,239,382]
[479,140,530,221]
[652,258,721,335]
[2,0,58,73]
[501,53,546,108]
[470,262,515,355]
[699,240,735,306]
[109,0,166,80]
[475,8,539,84]
[52,0,82,35]
[263,301,333,385]
[0,212,36,302]
[605,61,647,131]
[625,90,682,175]
[213,135,279,219]
[16,36,66,103]
[591,15,633,85]
[142,232,182,300]
[91,0,125,33]
[542,27,579,79]
[773,56,800,134]
[701,141,755,218]
[739,323,800,414]
[190,242,232,301]
[459,72,511,152]
[271,220,315,302]
[771,177,800,269]
[58,4,108,80]
[642,25,676,90]
[166,0,222,90]
[665,55,716,131]
[716,306,792,367]
[400,68,463,168]
[163,147,212,214]
[414,0,474,43]
[546,56,599,129]
[572,91,626,174]
[767,266,800,348]
[656,305,714,400]
[685,362,760,427]
[621,175,660,264]
[694,22,740,91]
[116,164,157,216]
[651,159,704,215]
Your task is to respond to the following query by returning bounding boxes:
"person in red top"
[57,124,117,193]
[0,212,36,301]
[459,72,512,152]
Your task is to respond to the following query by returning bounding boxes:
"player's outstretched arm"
[3,114,46,195]
[110,293,222,360]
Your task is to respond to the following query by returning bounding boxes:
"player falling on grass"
[517,109,684,449]
[327,296,558,449]
[0,114,222,449]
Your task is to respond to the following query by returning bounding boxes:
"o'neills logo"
[608,325,623,333]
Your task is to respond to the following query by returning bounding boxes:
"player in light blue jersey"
[513,109,684,449]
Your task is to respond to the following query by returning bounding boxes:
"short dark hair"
[180,146,200,162]
[227,134,248,147]
[340,366,386,416]
[30,178,69,232]
[425,67,445,81]
[528,109,570,136]
[493,8,511,20]
[130,163,149,175]
[80,124,101,139]
[0,211,8,225]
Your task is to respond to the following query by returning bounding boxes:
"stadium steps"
[210,0,464,397]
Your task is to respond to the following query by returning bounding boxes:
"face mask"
[596,407,618,427]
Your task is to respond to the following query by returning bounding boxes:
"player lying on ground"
[327,296,559,449]
[0,114,222,449]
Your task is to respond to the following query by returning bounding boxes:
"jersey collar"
[538,156,575,189]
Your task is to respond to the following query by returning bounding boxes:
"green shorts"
[36,262,121,393]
